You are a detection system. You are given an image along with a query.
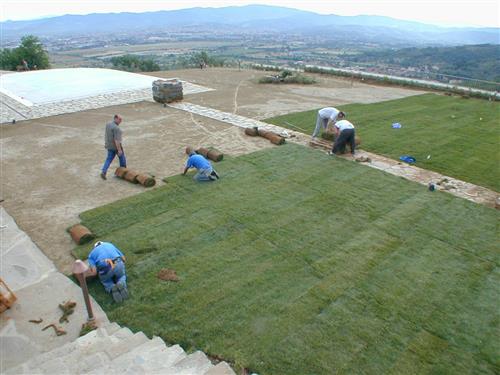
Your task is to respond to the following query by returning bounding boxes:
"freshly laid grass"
[74,144,499,375]
[265,93,500,191]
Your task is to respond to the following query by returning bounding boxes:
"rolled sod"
[196,147,224,162]
[258,129,286,145]
[115,167,128,178]
[196,147,209,158]
[136,174,156,188]
[124,170,140,183]
[244,127,259,136]
[207,149,223,162]
[68,224,95,245]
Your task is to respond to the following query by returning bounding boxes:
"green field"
[74,144,499,374]
[265,94,500,192]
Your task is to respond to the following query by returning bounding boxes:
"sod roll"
[207,149,224,162]
[124,170,140,183]
[115,167,128,178]
[136,174,156,187]
[258,129,285,145]
[196,147,209,158]
[196,147,223,162]
[267,133,285,145]
[244,127,259,136]
[69,224,95,245]
[257,129,269,137]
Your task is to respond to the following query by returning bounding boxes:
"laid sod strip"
[73,144,499,375]
[266,93,500,191]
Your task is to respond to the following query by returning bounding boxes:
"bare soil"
[0,68,422,273]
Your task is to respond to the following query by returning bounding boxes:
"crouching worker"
[86,241,128,303]
[329,119,356,156]
[182,146,219,181]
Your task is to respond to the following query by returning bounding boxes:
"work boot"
[100,172,107,180]
[117,282,129,300]
[111,285,123,303]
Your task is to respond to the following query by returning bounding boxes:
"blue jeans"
[102,149,126,174]
[194,167,213,181]
[98,259,127,293]
[312,113,329,138]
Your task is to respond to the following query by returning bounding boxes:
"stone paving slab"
[0,207,56,291]
[0,80,213,124]
[0,207,109,371]
[169,102,499,208]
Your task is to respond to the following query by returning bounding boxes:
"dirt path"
[1,68,425,273]
[233,78,244,114]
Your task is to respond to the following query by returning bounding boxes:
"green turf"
[265,94,500,192]
[74,144,499,374]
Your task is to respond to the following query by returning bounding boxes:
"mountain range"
[1,5,498,46]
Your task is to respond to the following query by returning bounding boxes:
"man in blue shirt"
[182,147,219,181]
[86,241,128,303]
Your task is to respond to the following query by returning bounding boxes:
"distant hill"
[349,44,500,82]
[1,5,499,46]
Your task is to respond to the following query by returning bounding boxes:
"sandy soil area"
[0,68,423,273]
[151,68,424,119]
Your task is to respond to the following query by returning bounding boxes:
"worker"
[312,107,345,139]
[182,146,219,181]
[85,241,128,303]
[329,119,356,155]
[100,114,126,180]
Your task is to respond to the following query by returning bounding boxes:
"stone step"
[37,357,71,374]
[102,322,121,336]
[204,362,237,375]
[85,342,187,375]
[18,326,133,374]
[14,328,111,374]
[109,326,133,340]
[74,351,110,374]
[104,336,166,371]
[5,323,235,375]
[134,343,187,373]
[156,350,213,375]
[33,329,146,375]
[104,331,149,359]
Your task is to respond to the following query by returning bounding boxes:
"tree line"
[0,35,50,71]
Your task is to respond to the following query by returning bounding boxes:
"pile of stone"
[152,79,183,103]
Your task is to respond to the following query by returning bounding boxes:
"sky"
[0,0,499,28]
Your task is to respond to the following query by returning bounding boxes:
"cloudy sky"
[1,0,499,27]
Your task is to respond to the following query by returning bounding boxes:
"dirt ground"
[151,68,424,119]
[0,68,423,273]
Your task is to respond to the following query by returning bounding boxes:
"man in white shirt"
[329,119,356,155]
[312,107,345,139]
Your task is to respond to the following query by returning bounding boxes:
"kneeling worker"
[183,147,219,181]
[329,119,356,155]
[86,241,128,303]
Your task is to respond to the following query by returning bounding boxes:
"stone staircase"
[5,322,235,375]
